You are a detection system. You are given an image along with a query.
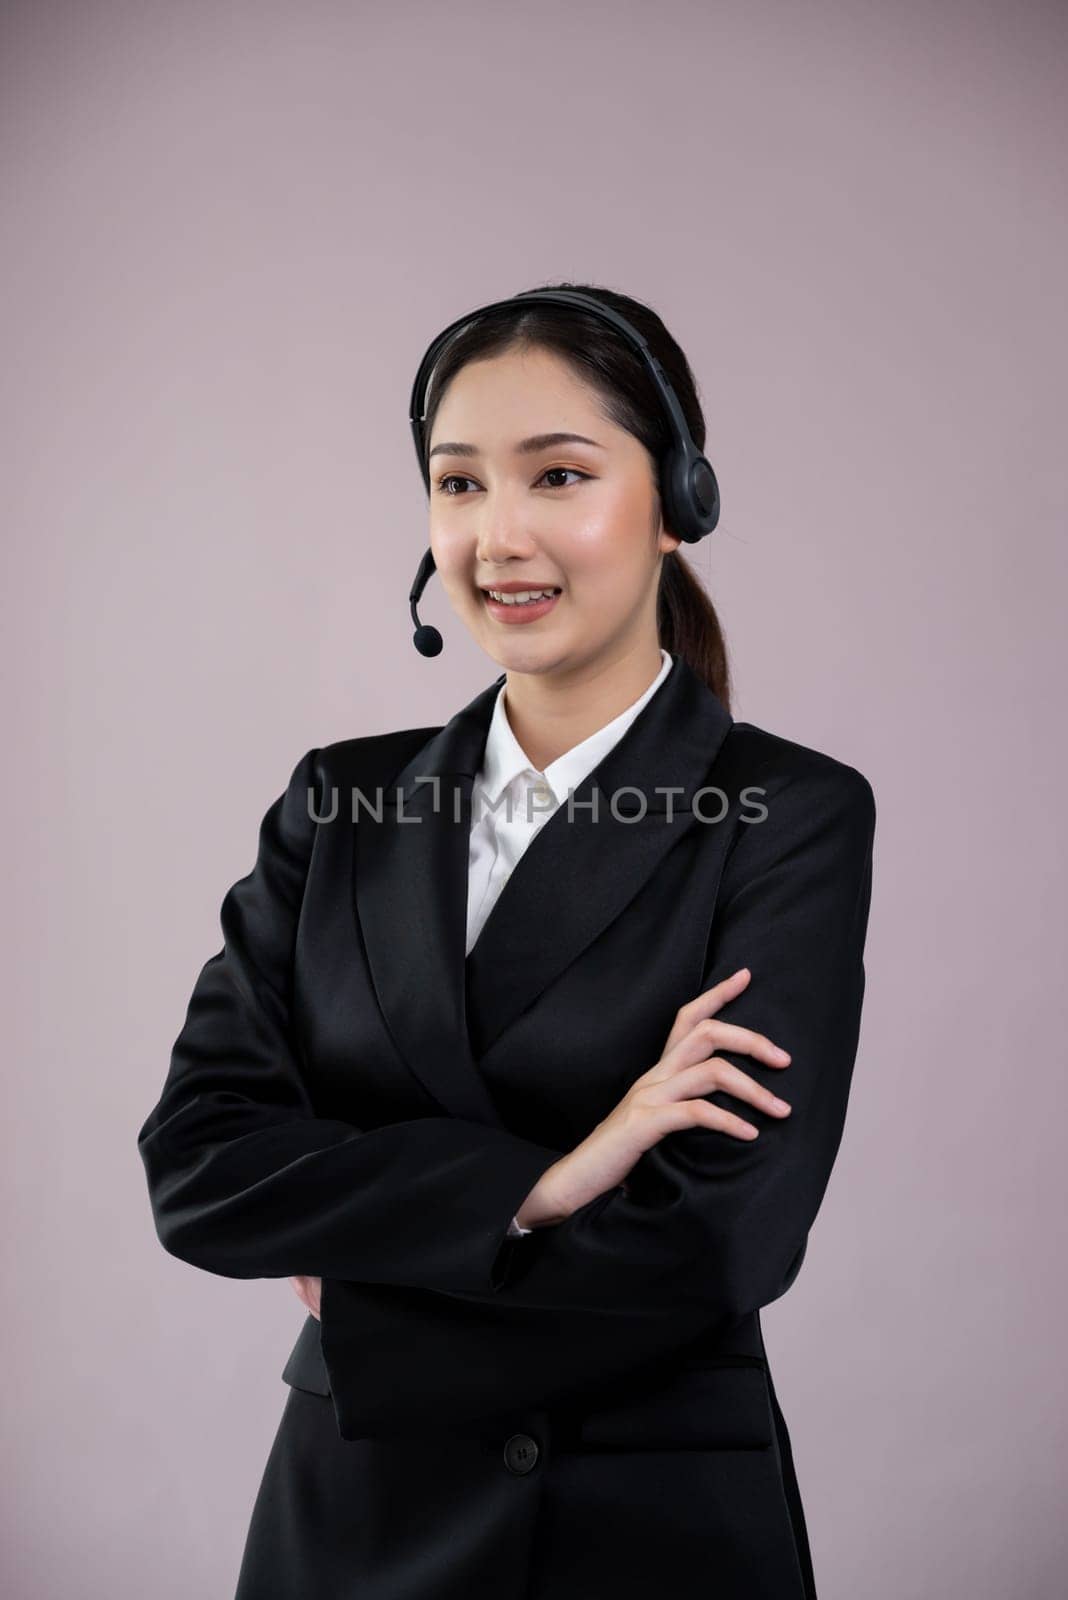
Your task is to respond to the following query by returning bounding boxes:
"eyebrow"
[428,431,607,461]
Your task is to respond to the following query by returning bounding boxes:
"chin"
[499,642,582,676]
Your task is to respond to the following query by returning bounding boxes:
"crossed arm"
[138,746,875,1438]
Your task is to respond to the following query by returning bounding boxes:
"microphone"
[409,547,443,656]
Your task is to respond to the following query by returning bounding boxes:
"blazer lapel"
[355,653,733,1124]
[353,671,507,1125]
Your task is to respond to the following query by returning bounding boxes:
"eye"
[433,467,592,496]
[539,467,589,490]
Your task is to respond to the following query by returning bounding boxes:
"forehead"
[428,347,622,457]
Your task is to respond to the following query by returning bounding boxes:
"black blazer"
[137,651,876,1600]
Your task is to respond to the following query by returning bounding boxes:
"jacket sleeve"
[136,747,564,1295]
[317,762,877,1437]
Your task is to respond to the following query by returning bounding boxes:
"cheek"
[574,486,651,552]
[566,512,654,594]
[429,527,475,585]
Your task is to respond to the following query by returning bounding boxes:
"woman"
[137,282,876,1600]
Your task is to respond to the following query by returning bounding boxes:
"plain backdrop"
[3,2,1066,1596]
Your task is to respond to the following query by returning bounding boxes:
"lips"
[481,589,562,625]
[478,585,562,597]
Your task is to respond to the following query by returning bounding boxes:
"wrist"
[516,1159,575,1229]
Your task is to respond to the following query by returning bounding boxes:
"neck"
[501,642,665,773]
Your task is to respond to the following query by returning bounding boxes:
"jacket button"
[503,1432,539,1474]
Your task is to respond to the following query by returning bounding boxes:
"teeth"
[486,588,560,605]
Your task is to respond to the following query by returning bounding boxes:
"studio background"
[3,2,1065,1596]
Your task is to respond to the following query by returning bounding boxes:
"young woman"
[137,283,876,1600]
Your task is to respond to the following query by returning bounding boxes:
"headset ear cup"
[660,446,719,543]
[657,450,687,544]
[690,453,720,533]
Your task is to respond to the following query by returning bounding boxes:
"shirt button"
[533,783,552,803]
[503,1433,540,1474]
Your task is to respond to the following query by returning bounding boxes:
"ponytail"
[658,550,732,713]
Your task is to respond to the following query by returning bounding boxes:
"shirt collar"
[476,648,674,807]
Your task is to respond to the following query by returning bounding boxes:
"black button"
[503,1432,539,1474]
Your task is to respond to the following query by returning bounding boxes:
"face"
[427,345,681,678]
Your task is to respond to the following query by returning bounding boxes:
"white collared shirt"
[465,648,674,1235]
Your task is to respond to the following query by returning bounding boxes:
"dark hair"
[419,280,733,712]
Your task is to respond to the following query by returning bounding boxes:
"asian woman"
[137,281,876,1599]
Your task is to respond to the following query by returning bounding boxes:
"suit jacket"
[136,651,876,1600]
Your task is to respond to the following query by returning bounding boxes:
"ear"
[652,481,682,554]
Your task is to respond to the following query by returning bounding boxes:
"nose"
[475,511,542,567]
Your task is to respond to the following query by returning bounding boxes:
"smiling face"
[427,344,681,680]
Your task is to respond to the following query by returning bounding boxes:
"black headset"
[407,288,720,656]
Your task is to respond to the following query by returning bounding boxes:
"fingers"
[682,967,752,1020]
[652,1094,763,1142]
[632,1047,793,1146]
[670,1056,792,1121]
[698,1018,791,1068]
[686,1098,763,1141]
[662,967,752,1054]
[680,970,791,1056]
[659,1014,790,1078]
[290,1274,321,1319]
[633,967,794,1147]
[626,1081,767,1145]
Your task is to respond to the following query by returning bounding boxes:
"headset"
[407,288,720,656]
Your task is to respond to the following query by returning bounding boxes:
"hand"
[518,967,793,1226]
[290,1273,321,1320]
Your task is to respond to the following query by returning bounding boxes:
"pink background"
[4,1,1066,1594]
